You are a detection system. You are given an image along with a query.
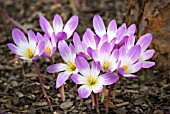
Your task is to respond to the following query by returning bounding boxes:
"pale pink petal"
[71,74,87,84]
[107,19,117,40]
[127,45,141,64]
[56,72,70,88]
[47,63,68,73]
[98,73,119,85]
[93,15,106,38]
[142,61,155,68]
[140,50,155,61]
[7,43,19,55]
[28,30,37,49]
[63,16,79,39]
[127,62,143,73]
[91,61,100,79]
[78,85,92,98]
[12,28,28,46]
[53,14,63,34]
[136,33,152,52]
[92,84,103,93]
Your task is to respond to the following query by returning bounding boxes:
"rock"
[15,91,24,98]
[11,81,19,87]
[60,101,73,110]
[134,99,144,105]
[153,109,164,114]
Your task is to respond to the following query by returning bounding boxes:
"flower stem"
[49,57,65,102]
[106,84,114,113]
[93,93,100,113]
[33,61,53,111]
[112,77,121,100]
[101,85,106,103]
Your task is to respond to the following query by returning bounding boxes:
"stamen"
[67,61,76,72]
[103,61,109,69]
[122,65,128,70]
[88,76,96,86]
[44,47,51,55]
[26,48,34,59]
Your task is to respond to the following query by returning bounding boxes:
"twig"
[106,84,114,113]
[109,102,129,108]
[0,3,27,33]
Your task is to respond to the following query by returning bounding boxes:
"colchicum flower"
[47,40,78,88]
[92,42,120,72]
[7,28,45,60]
[118,45,143,78]
[39,14,78,41]
[37,33,56,58]
[71,57,119,98]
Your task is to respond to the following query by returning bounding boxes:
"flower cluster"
[7,14,155,112]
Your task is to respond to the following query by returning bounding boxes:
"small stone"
[153,109,164,114]
[68,94,74,98]
[16,91,24,98]
[142,104,149,110]
[60,101,73,110]
[11,81,19,87]
[134,99,144,105]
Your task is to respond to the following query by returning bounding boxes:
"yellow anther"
[26,48,34,59]
[67,61,76,72]
[102,61,109,69]
[44,47,51,55]
[122,65,128,70]
[88,76,96,86]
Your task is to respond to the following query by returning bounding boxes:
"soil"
[0,0,170,114]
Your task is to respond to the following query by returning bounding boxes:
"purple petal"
[140,49,155,61]
[37,32,44,42]
[47,63,68,73]
[93,15,106,38]
[142,61,155,68]
[58,40,71,63]
[109,49,119,62]
[94,35,100,47]
[97,34,108,50]
[128,62,143,73]
[93,84,103,93]
[73,32,82,51]
[82,28,96,49]
[127,45,141,64]
[53,14,63,34]
[118,36,128,46]
[119,45,126,60]
[63,16,79,39]
[115,26,126,44]
[71,74,87,84]
[28,30,37,48]
[87,47,94,58]
[50,47,56,57]
[12,28,28,46]
[91,61,100,78]
[92,50,100,61]
[127,34,135,50]
[31,55,39,61]
[41,52,50,58]
[78,85,92,98]
[98,73,119,85]
[123,74,137,78]
[77,52,88,60]
[127,24,136,36]
[39,16,54,37]
[75,57,90,77]
[55,32,67,42]
[100,42,111,55]
[7,43,19,55]
[136,33,152,52]
[56,72,70,88]
[118,67,124,76]
[69,42,76,56]
[107,19,117,40]
[36,41,45,56]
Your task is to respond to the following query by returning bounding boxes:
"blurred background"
[0,0,169,113]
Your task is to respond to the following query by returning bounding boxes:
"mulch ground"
[0,0,169,114]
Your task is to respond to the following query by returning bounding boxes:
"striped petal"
[58,40,72,63]
[63,16,79,39]
[75,57,90,77]
[47,63,68,73]
[127,45,141,64]
[142,61,155,68]
[71,74,87,84]
[7,43,19,55]
[56,71,70,88]
[12,28,28,46]
[140,49,155,61]
[136,33,152,52]
[39,16,54,37]
[28,30,37,50]
[53,14,63,34]
[127,62,143,73]
[98,73,119,85]
[93,15,106,38]
[78,85,92,98]
[107,19,117,41]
